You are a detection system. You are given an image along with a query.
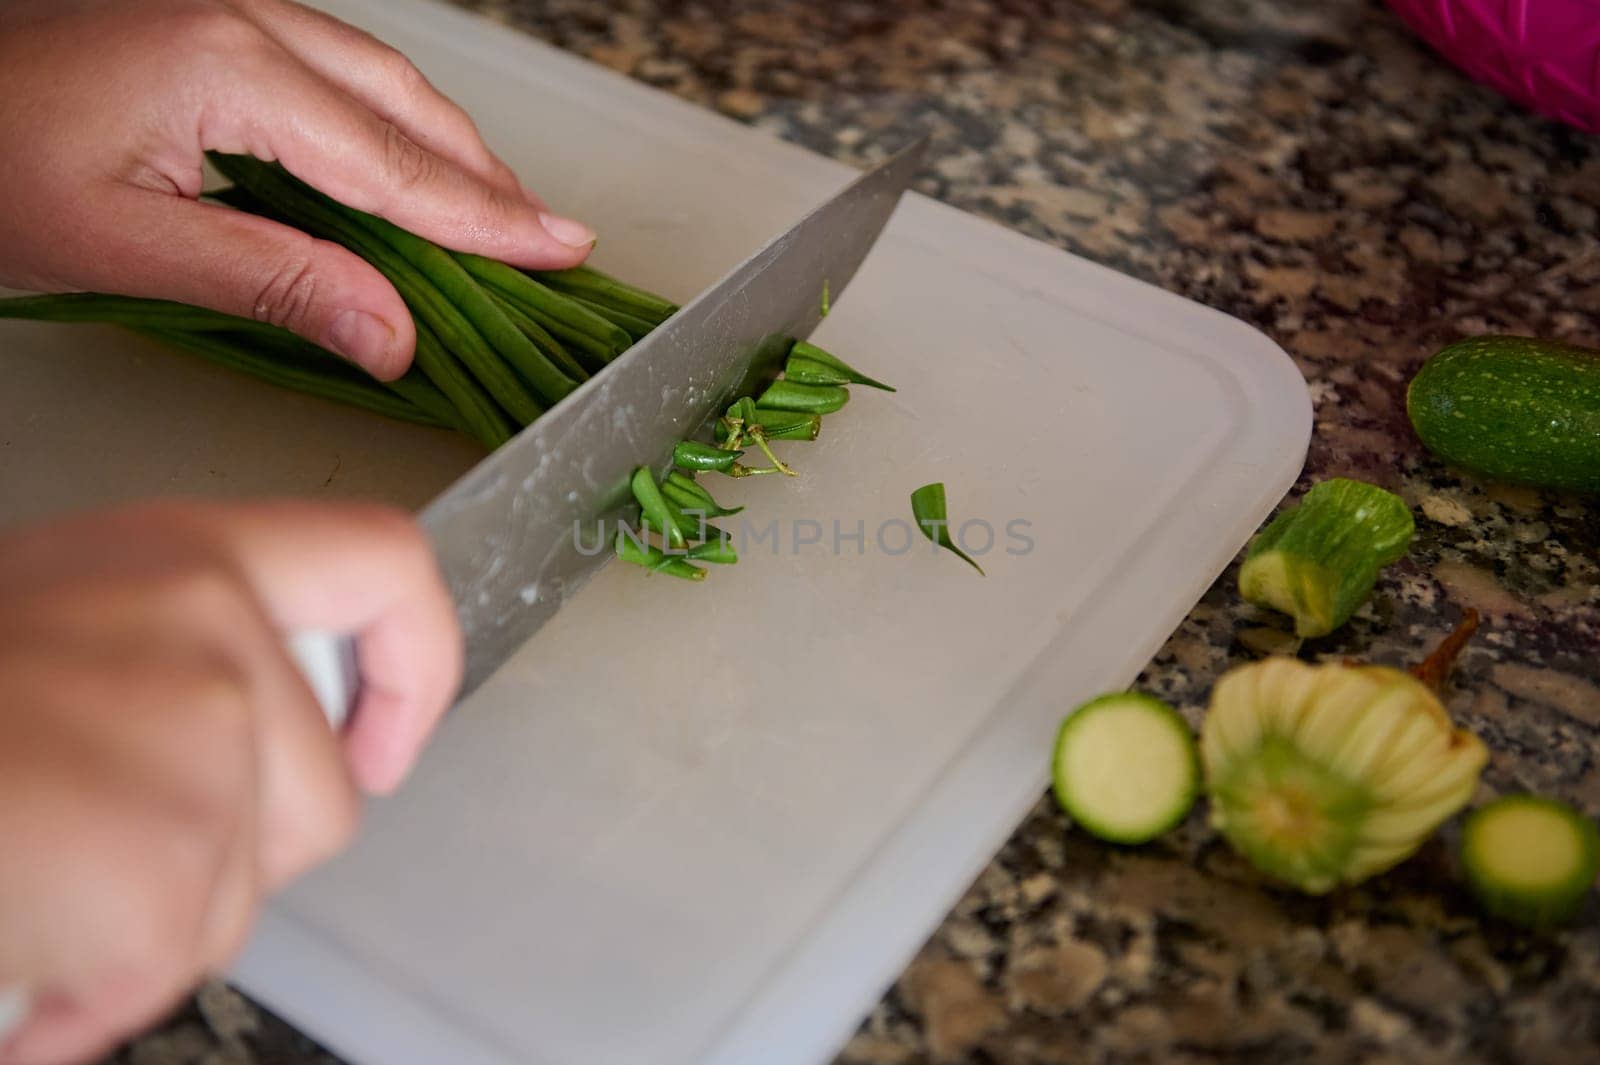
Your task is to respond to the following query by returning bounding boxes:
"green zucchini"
[1238,478,1414,639]
[1051,693,1199,844]
[1461,796,1599,927]
[1407,335,1600,493]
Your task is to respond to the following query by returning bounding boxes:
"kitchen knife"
[293,137,928,725]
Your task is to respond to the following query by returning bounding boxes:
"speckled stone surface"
[115,0,1600,1062]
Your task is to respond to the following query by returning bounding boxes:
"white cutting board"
[0,1,1311,1062]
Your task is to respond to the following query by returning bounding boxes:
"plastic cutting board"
[0,1,1311,1062]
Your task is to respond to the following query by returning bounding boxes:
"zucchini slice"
[1461,796,1599,927]
[1051,693,1199,844]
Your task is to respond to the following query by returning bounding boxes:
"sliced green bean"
[673,440,743,472]
[455,253,631,352]
[687,537,737,565]
[717,409,821,444]
[911,482,985,576]
[532,264,677,322]
[662,471,743,517]
[209,155,545,425]
[614,531,705,581]
[785,340,894,392]
[753,410,823,441]
[757,379,849,414]
[630,466,684,548]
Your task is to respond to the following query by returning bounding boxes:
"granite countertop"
[116,0,1600,1062]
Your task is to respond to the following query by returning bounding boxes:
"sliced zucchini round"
[1461,795,1599,928]
[1051,693,1199,844]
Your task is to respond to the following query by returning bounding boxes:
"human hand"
[0,500,462,1064]
[0,0,593,379]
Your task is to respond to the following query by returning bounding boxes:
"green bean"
[785,340,894,392]
[455,253,631,352]
[413,321,517,448]
[717,409,821,445]
[486,290,590,385]
[333,209,578,409]
[0,292,281,337]
[136,328,446,427]
[614,531,705,581]
[910,482,985,576]
[533,264,678,322]
[630,466,685,548]
[243,327,466,432]
[213,179,514,445]
[673,440,743,472]
[469,271,623,371]
[757,379,849,414]
[662,471,743,517]
[687,537,737,565]
[209,155,545,425]
[565,293,659,341]
[641,513,725,544]
[753,410,823,441]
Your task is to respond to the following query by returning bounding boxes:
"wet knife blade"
[293,137,928,722]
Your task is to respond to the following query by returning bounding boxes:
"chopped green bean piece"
[687,537,738,565]
[910,482,985,576]
[673,440,744,472]
[756,379,849,414]
[663,471,743,517]
[615,531,706,581]
[786,340,894,392]
[630,466,684,549]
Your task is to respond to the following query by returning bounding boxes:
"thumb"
[77,188,415,379]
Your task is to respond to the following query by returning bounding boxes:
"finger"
[191,502,463,796]
[230,0,532,203]
[61,187,415,379]
[211,49,593,268]
[3,971,189,1065]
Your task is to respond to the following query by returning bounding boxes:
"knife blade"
[292,137,928,723]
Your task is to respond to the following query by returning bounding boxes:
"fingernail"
[539,211,595,248]
[328,310,397,373]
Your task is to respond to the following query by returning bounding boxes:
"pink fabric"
[1387,0,1600,132]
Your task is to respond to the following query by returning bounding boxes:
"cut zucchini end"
[1462,796,1600,928]
[1239,551,1336,639]
[1051,693,1199,845]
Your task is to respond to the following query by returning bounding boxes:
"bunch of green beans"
[617,339,895,582]
[0,153,678,450]
[0,155,895,586]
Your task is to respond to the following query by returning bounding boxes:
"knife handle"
[287,630,359,729]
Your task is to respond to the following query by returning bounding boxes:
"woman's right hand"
[0,500,462,1065]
